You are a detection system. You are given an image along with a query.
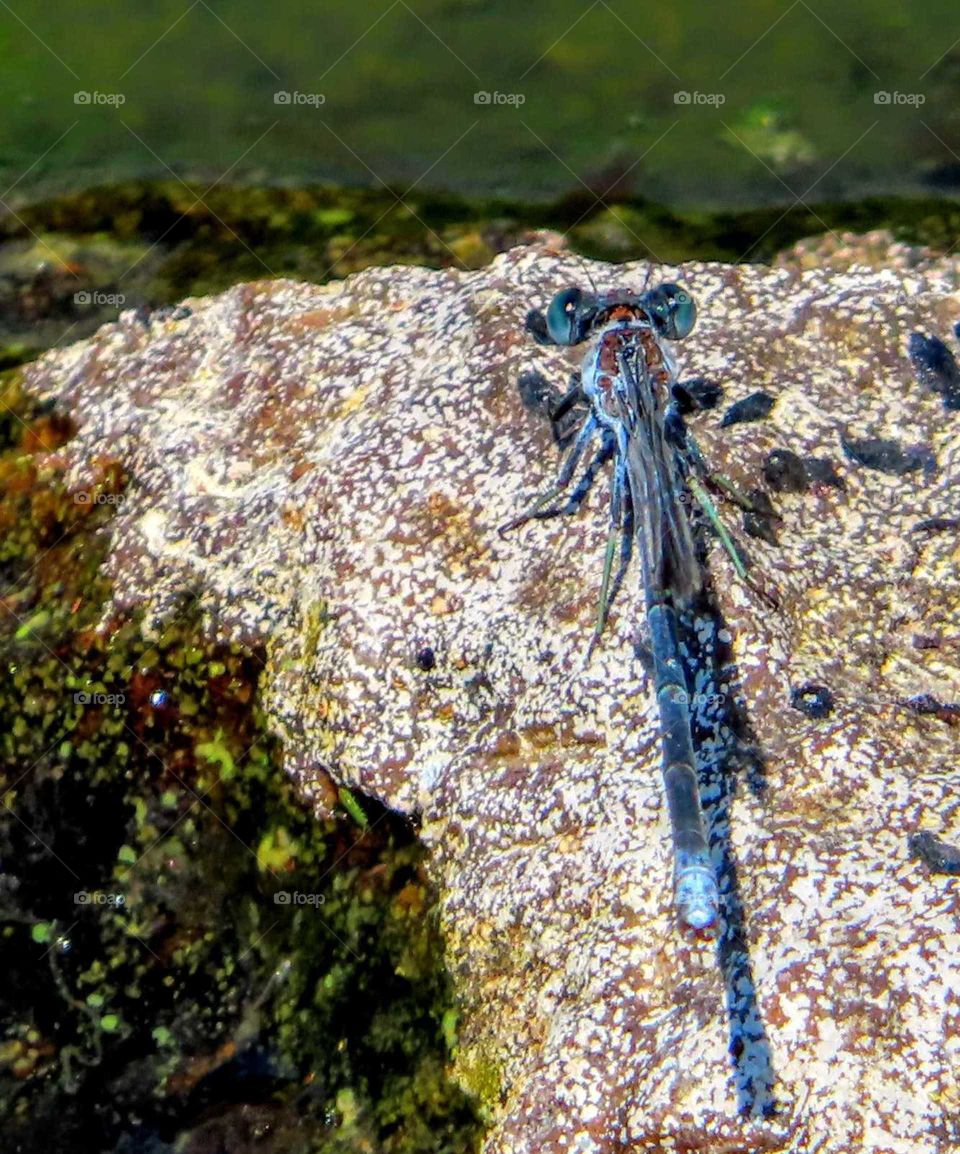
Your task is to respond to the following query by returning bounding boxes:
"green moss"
[315,207,356,228]
[0,379,483,1151]
[194,728,237,780]
[455,1049,504,1120]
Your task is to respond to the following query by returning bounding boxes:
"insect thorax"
[585,321,673,423]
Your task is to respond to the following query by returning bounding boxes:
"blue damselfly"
[505,279,752,930]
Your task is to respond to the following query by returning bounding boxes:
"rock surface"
[23,235,960,1153]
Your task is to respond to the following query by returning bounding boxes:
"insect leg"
[520,431,615,524]
[687,474,749,581]
[665,404,753,577]
[500,414,601,533]
[677,418,781,607]
[550,373,585,423]
[585,461,634,661]
[682,425,758,513]
[517,370,586,447]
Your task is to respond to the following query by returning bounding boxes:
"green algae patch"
[0,383,482,1152]
[30,922,54,945]
[453,1048,505,1123]
[255,824,302,874]
[194,728,237,781]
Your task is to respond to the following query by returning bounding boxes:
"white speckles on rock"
[21,237,960,1152]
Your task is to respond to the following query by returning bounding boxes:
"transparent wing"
[615,348,701,605]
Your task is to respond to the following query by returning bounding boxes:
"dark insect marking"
[802,456,845,491]
[909,831,960,875]
[762,449,846,494]
[909,331,960,411]
[721,391,776,427]
[742,488,780,545]
[790,683,834,719]
[841,434,936,478]
[673,377,722,412]
[913,516,960,533]
[763,449,808,493]
[523,308,552,346]
[517,370,558,416]
[903,693,960,724]
[415,646,436,672]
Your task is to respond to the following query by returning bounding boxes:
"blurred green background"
[1,0,959,208]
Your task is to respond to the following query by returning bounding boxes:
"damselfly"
[505,280,753,930]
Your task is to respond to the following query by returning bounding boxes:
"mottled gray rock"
[24,235,960,1153]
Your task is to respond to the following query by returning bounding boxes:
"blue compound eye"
[656,283,697,340]
[546,286,595,345]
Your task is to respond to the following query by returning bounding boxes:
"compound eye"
[658,283,697,340]
[546,286,591,344]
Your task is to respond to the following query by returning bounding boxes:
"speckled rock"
[23,236,960,1153]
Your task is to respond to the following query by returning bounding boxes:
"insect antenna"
[574,251,599,294]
